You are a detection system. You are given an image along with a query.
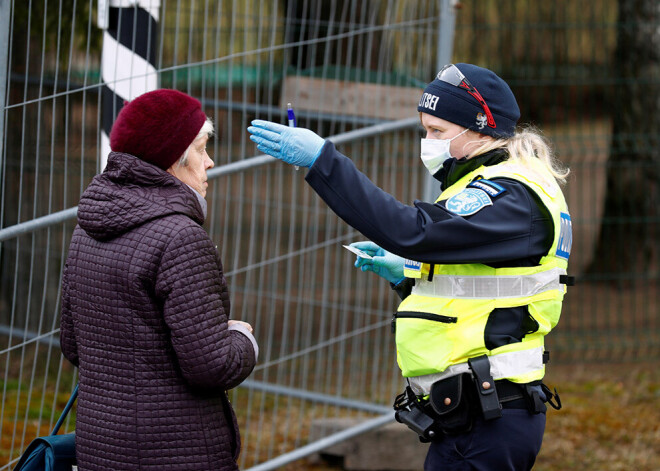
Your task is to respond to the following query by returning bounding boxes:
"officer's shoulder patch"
[445,188,493,216]
[468,179,506,197]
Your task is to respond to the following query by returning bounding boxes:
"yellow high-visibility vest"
[396,157,572,387]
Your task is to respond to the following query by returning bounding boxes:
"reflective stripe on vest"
[408,347,544,396]
[411,267,567,299]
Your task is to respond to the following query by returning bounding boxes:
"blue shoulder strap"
[51,384,78,435]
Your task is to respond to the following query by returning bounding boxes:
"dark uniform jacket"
[60,152,256,471]
[305,142,554,268]
[305,142,556,347]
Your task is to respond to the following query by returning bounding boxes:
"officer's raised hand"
[350,241,405,285]
[248,120,325,168]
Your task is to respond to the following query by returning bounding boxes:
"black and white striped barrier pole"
[98,0,160,170]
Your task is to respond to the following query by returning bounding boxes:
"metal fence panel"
[450,0,658,363]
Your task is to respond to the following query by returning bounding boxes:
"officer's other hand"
[350,241,405,285]
[248,120,325,168]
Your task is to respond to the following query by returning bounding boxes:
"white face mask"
[420,128,469,175]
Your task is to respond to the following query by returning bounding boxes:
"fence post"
[99,0,160,171]
[422,0,458,203]
[0,0,10,267]
[0,0,10,208]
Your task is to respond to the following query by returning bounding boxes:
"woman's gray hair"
[178,117,215,167]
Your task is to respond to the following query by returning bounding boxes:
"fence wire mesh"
[1,0,658,469]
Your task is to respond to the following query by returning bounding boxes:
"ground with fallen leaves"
[294,362,659,471]
[3,362,657,470]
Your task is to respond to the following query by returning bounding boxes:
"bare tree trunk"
[588,0,660,283]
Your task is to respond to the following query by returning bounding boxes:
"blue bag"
[13,385,78,471]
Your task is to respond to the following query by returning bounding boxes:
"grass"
[535,363,659,471]
[0,355,77,468]
[0,382,77,466]
[2,362,657,470]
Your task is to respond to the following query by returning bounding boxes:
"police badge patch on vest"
[445,188,493,216]
[445,179,506,216]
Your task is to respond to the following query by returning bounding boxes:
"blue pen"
[287,103,299,170]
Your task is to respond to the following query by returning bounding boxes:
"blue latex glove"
[350,241,405,285]
[248,120,325,168]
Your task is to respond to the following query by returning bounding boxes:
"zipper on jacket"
[391,311,458,334]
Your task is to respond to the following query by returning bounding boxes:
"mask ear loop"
[448,128,471,158]
[460,130,496,158]
[449,128,470,142]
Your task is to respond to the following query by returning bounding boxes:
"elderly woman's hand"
[228,320,254,334]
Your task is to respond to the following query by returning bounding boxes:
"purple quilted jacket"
[60,152,257,470]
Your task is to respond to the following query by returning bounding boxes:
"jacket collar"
[434,148,509,190]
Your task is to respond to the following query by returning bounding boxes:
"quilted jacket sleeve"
[155,225,256,390]
[59,263,79,367]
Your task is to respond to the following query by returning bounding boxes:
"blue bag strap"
[51,383,78,436]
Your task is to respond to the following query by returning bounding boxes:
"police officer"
[248,63,571,471]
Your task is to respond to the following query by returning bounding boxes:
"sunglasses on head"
[437,64,496,129]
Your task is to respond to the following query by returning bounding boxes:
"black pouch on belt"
[428,373,476,435]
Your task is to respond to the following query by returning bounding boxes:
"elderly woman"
[60,89,257,470]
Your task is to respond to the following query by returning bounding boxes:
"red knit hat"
[109,89,207,170]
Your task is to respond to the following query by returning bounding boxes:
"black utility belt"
[393,355,561,442]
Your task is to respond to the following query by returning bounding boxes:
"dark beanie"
[417,63,520,138]
[109,89,207,170]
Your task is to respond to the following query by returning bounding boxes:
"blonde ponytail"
[468,125,570,185]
